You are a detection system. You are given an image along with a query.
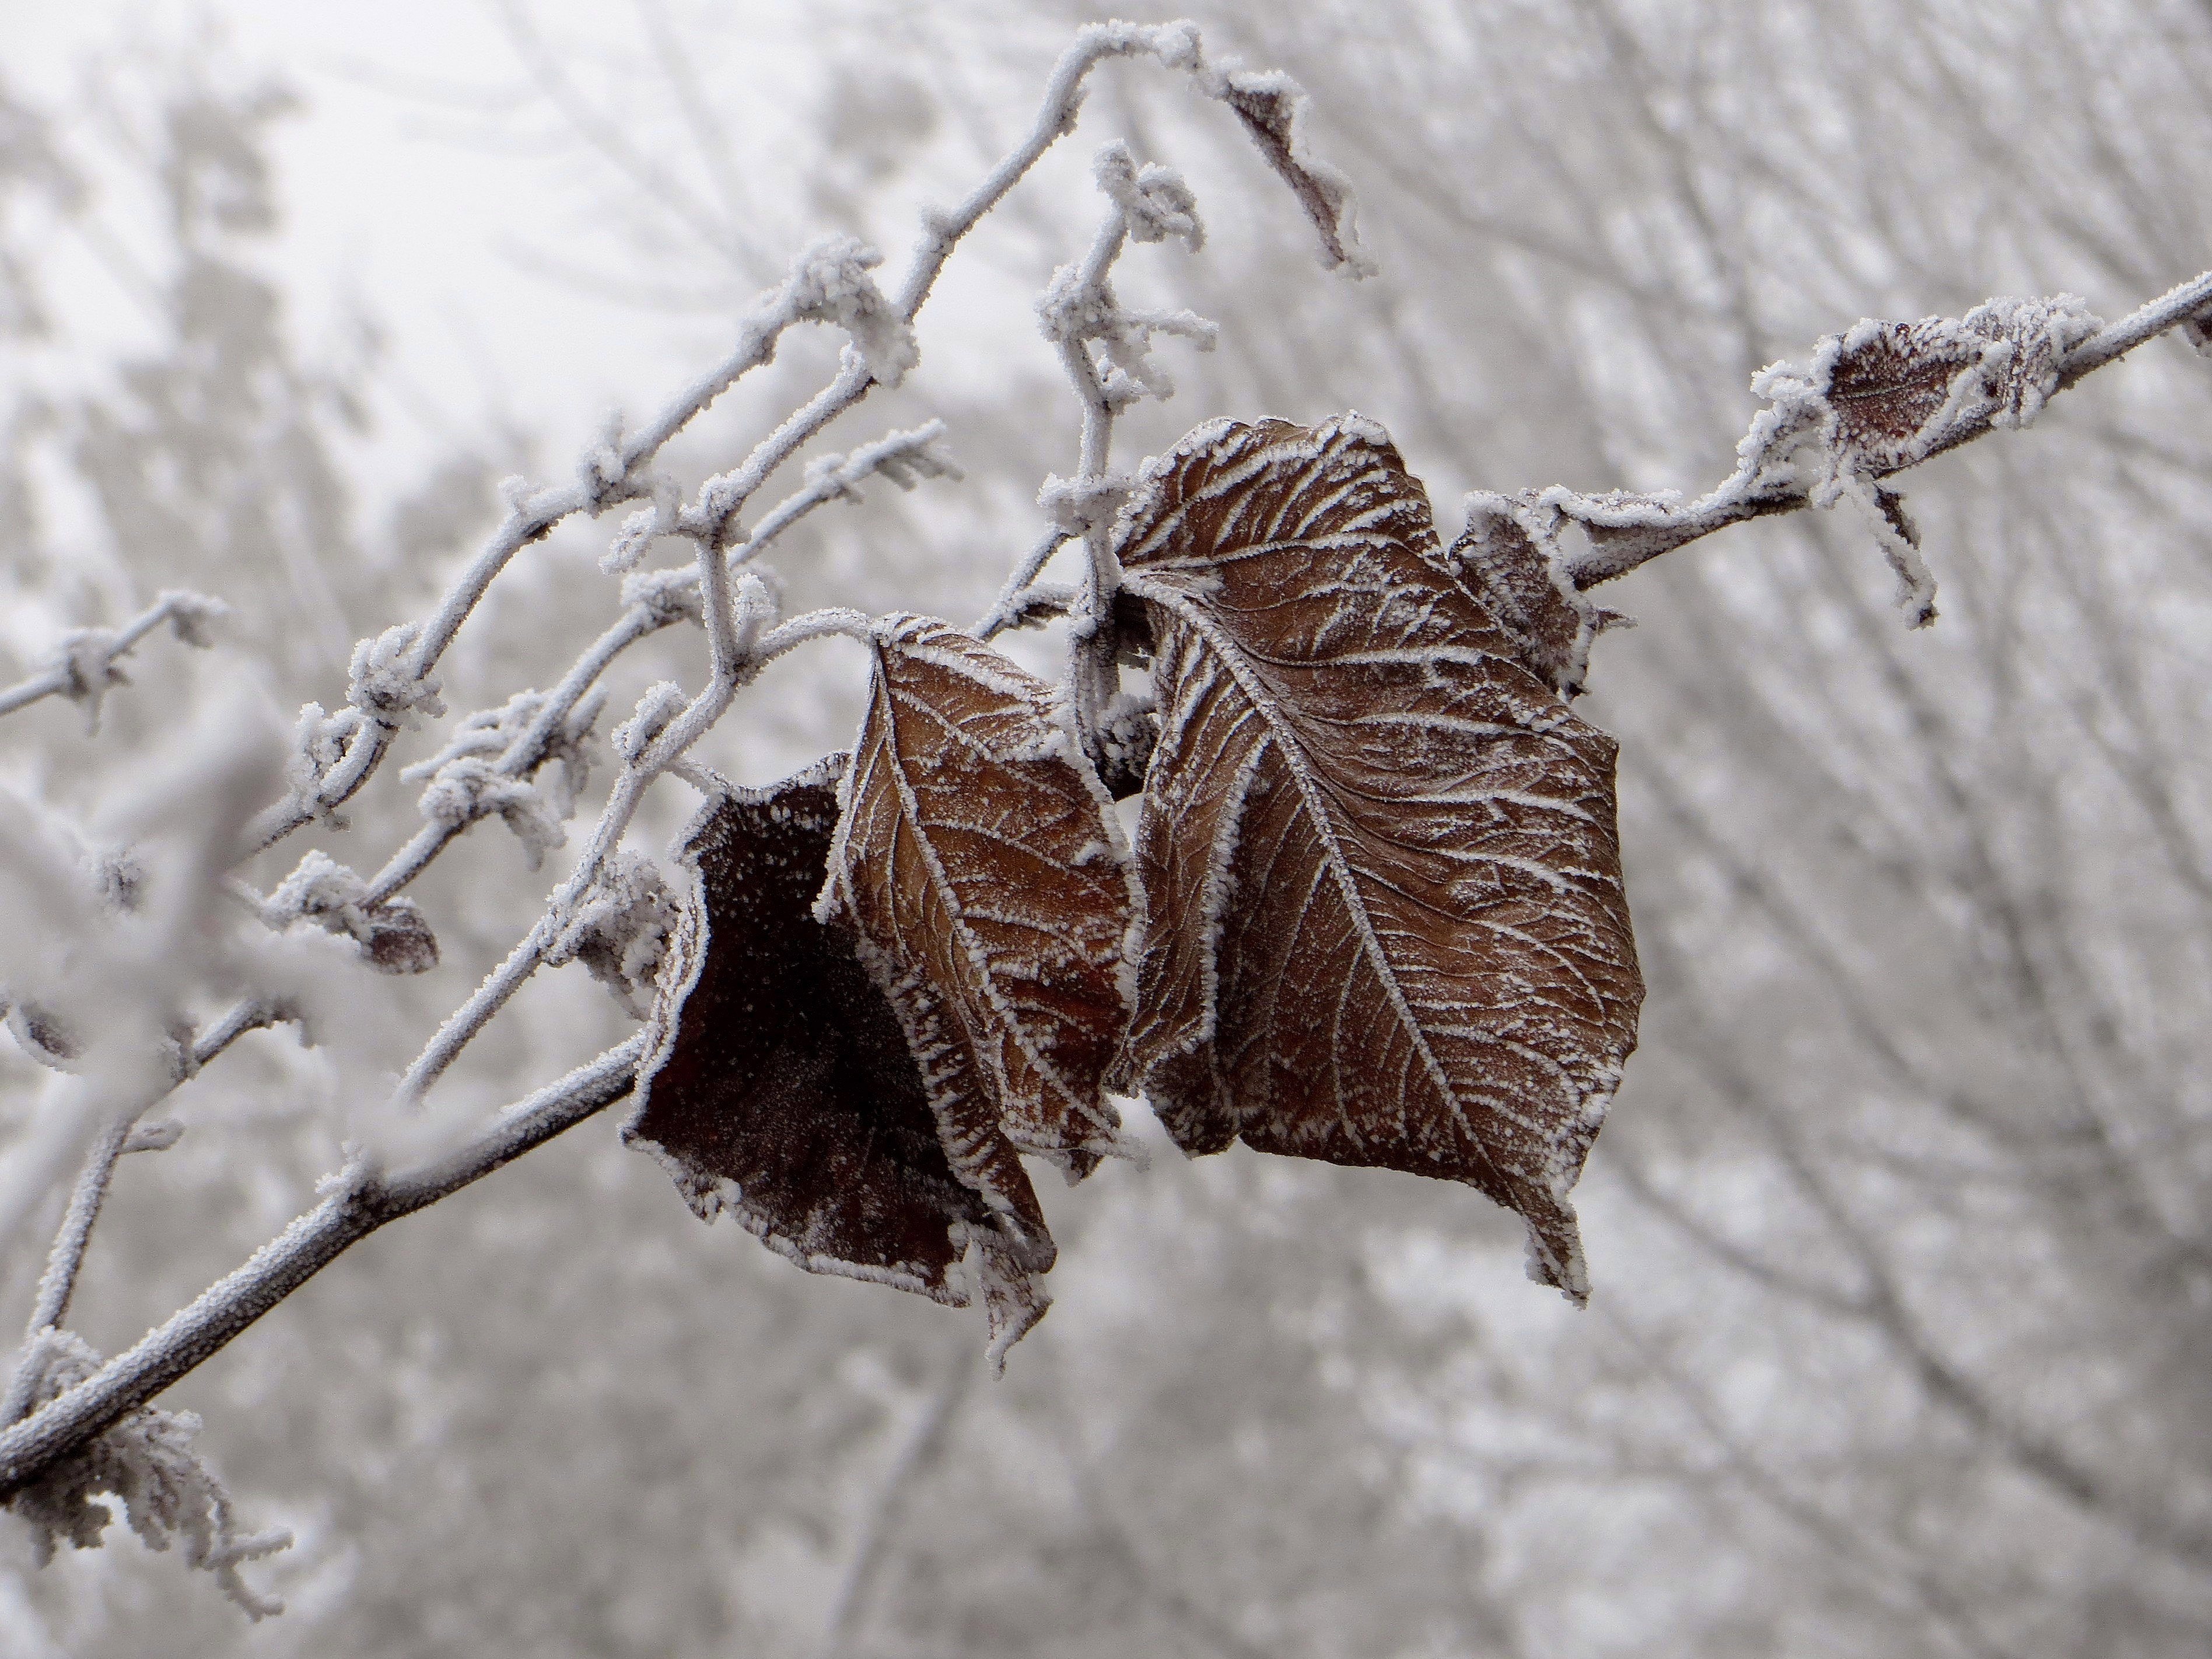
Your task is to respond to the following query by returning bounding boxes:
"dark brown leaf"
[358,898,439,975]
[623,757,1048,1367]
[821,615,1139,1183]
[1113,416,1644,1301]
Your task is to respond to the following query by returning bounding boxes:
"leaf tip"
[1522,1217,1592,1308]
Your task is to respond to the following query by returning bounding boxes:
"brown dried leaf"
[821,615,1139,1183]
[1212,69,1374,276]
[1443,494,1626,698]
[1114,416,1644,1301]
[623,758,1048,1367]
[358,897,439,975]
[1797,297,2099,476]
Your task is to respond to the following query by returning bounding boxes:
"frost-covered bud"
[158,589,228,648]
[1144,19,1202,70]
[783,234,919,388]
[262,850,442,974]
[415,758,566,870]
[802,449,869,506]
[579,406,628,509]
[545,848,679,1017]
[1038,471,1133,537]
[279,702,361,828]
[622,567,704,628]
[261,848,369,927]
[1093,142,1204,251]
[603,474,680,574]
[52,628,127,733]
[537,688,604,821]
[870,433,962,491]
[1036,261,1115,347]
[346,622,446,730]
[95,847,148,913]
[605,506,657,574]
[614,681,690,765]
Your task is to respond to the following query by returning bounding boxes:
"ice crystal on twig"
[546,848,678,1017]
[6,1330,290,1619]
[345,622,447,730]
[785,234,919,388]
[261,850,440,975]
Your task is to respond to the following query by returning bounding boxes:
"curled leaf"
[1206,67,1375,276]
[821,615,1140,1181]
[1444,494,1628,698]
[1114,416,1643,1301]
[623,759,1048,1367]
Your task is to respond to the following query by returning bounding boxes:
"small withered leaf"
[1805,296,2097,475]
[1113,415,1644,1302]
[1213,70,1373,276]
[1827,321,1974,458]
[1443,494,1625,699]
[821,615,1140,1183]
[623,757,1049,1368]
[358,898,439,975]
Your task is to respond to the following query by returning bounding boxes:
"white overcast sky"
[5,1,861,484]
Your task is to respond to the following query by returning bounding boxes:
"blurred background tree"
[3,3,2209,1655]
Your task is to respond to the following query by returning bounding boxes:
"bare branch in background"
[0,592,227,730]
[2,8,2208,1645]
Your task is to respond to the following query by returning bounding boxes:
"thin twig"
[820,1341,977,1657]
[0,592,224,724]
[356,430,937,909]
[1054,202,1134,771]
[12,1122,132,1365]
[2056,268,2212,384]
[0,998,291,1424]
[1552,267,2212,590]
[975,527,1077,639]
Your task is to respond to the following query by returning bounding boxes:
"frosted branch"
[2055,268,2212,383]
[0,1038,644,1508]
[1040,143,1215,772]
[247,14,1364,855]
[1447,272,2212,693]
[0,592,227,731]
[242,231,918,854]
[975,527,1079,640]
[2,997,290,1426]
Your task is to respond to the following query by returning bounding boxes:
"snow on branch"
[260,850,441,975]
[243,233,931,852]
[245,15,1367,855]
[1446,274,2212,695]
[0,1038,645,1511]
[895,17,1371,321]
[8,1328,292,1619]
[0,592,228,731]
